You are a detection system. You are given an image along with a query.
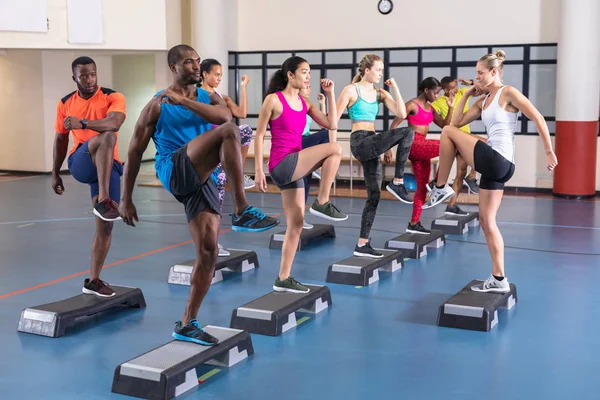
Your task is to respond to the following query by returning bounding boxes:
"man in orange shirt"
[52,56,126,297]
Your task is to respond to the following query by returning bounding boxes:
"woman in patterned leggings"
[389,77,457,234]
[200,59,257,256]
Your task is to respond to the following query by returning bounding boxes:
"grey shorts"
[269,152,304,190]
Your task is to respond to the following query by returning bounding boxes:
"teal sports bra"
[347,84,380,122]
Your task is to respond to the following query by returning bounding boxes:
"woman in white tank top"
[425,50,558,293]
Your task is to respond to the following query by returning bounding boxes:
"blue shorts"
[67,141,123,203]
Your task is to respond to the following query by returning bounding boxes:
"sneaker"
[425,179,437,192]
[244,175,255,189]
[353,240,384,258]
[386,183,413,204]
[471,275,510,293]
[444,205,469,216]
[273,276,310,293]
[309,200,348,221]
[172,319,219,346]
[82,278,116,298]
[423,185,455,209]
[303,221,314,229]
[93,198,122,222]
[218,243,230,257]
[407,221,430,235]
[464,177,479,194]
[232,205,280,232]
[312,169,321,180]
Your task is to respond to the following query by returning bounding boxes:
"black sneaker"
[93,199,122,222]
[82,278,116,298]
[353,240,384,258]
[464,177,480,194]
[407,221,430,235]
[445,205,469,216]
[386,183,413,204]
[273,276,310,293]
[232,205,279,232]
[172,319,219,346]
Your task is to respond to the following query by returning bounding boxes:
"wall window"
[230,44,559,136]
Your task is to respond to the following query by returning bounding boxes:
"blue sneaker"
[232,205,279,232]
[172,319,219,346]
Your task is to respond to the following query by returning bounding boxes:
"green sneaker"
[308,200,348,221]
[273,276,310,294]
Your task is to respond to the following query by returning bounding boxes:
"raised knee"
[222,122,240,140]
[330,142,343,156]
[98,220,114,236]
[99,131,117,146]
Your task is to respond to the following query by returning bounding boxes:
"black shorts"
[170,144,221,222]
[269,152,304,190]
[473,140,515,190]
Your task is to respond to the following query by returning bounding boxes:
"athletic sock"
[393,180,403,185]
[493,275,505,281]
[435,184,445,189]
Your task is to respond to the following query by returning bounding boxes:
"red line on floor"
[0,207,287,301]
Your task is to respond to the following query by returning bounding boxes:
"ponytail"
[265,56,308,97]
[352,72,363,84]
[266,70,287,96]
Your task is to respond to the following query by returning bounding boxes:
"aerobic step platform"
[384,229,445,259]
[437,280,518,331]
[326,248,404,286]
[168,249,258,286]
[112,326,253,400]
[269,224,335,251]
[17,286,146,338]
[431,211,479,235]
[230,284,331,336]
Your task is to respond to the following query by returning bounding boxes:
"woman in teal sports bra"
[336,54,414,259]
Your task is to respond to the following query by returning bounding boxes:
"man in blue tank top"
[119,44,279,346]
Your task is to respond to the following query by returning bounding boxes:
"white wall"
[112,54,157,161]
[236,0,560,51]
[0,0,168,50]
[0,50,45,171]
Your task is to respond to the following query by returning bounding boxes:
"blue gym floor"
[1,172,599,400]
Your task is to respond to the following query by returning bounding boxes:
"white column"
[553,0,600,196]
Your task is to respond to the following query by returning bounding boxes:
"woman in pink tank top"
[254,56,347,294]
[389,77,459,234]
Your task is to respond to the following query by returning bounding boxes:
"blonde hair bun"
[495,49,506,61]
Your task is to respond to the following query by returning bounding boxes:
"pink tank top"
[406,101,434,126]
[268,91,307,171]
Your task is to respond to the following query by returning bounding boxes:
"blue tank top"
[153,87,215,193]
[347,84,380,122]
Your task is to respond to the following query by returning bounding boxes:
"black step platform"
[437,280,518,332]
[17,286,146,337]
[431,212,479,235]
[269,224,335,251]
[112,325,253,400]
[384,229,445,259]
[168,249,258,286]
[326,248,404,286]
[230,284,331,336]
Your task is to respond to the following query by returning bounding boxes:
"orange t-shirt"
[55,86,126,162]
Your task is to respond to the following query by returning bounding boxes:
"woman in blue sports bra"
[336,54,414,259]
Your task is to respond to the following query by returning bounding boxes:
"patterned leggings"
[215,124,253,208]
[408,133,440,223]
[350,127,415,239]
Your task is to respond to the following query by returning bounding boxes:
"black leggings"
[350,127,414,239]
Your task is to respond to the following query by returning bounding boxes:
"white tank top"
[481,86,519,163]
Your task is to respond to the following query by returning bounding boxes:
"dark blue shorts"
[67,141,123,203]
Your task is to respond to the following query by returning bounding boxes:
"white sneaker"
[471,275,510,293]
[218,243,230,257]
[423,184,455,209]
[303,221,314,229]
[312,169,321,180]
[244,175,255,189]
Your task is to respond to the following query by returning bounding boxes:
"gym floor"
[1,171,599,400]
